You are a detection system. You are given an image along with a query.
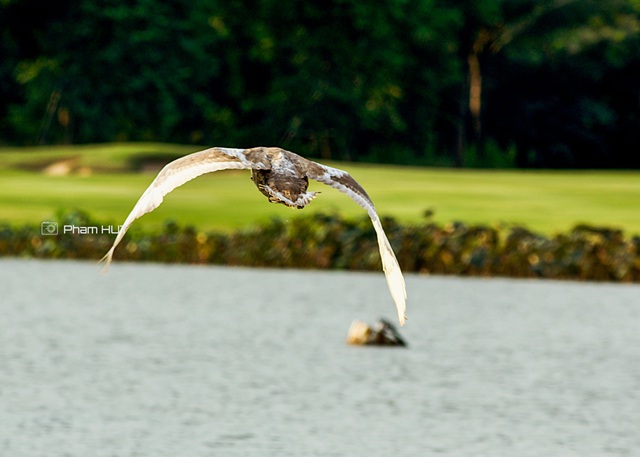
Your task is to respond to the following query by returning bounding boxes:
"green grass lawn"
[1,143,640,235]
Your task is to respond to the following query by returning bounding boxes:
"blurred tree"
[0,0,461,162]
[504,0,640,167]
[2,0,230,143]
[461,0,640,167]
[0,0,73,143]
[201,0,461,161]
[1,0,640,168]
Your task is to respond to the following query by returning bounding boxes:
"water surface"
[1,259,639,456]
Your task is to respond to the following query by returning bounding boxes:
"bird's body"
[249,151,319,208]
[100,146,407,325]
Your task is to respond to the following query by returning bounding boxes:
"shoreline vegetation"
[2,209,639,282]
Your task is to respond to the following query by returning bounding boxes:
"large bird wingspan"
[292,153,408,325]
[99,146,407,326]
[99,147,258,270]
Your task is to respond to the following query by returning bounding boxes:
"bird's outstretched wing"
[99,147,260,270]
[290,152,407,325]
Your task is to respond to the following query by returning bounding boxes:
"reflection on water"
[1,259,639,456]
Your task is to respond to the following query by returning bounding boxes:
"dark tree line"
[1,0,639,168]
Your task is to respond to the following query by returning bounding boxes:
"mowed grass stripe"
[1,144,639,235]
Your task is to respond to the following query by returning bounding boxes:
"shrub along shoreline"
[1,210,639,282]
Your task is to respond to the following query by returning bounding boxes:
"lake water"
[0,258,639,456]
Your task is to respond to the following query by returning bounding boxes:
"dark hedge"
[2,210,639,282]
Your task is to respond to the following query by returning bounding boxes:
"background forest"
[1,0,640,168]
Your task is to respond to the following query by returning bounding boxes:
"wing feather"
[99,147,254,270]
[301,157,407,325]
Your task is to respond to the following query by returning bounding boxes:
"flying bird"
[100,147,407,325]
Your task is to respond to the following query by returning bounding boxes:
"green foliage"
[1,0,640,167]
[0,0,460,163]
[2,209,639,282]
[478,0,640,167]
[461,140,517,169]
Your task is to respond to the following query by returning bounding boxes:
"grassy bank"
[1,143,640,235]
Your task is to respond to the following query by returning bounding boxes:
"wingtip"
[97,249,114,274]
[396,299,407,326]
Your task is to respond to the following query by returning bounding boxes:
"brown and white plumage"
[100,146,407,325]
